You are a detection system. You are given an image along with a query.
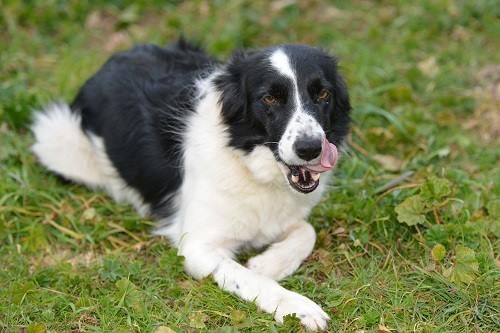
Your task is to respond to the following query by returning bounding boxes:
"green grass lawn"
[1,1,499,332]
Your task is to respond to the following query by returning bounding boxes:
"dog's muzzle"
[285,137,338,193]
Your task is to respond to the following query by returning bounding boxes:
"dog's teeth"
[311,172,320,181]
[291,175,299,183]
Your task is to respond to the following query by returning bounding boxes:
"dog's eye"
[262,95,279,106]
[316,89,331,103]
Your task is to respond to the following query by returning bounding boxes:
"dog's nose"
[293,137,322,161]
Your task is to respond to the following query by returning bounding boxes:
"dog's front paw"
[274,290,329,331]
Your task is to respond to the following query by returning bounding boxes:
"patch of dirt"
[85,9,168,52]
[85,10,131,52]
[72,313,100,332]
[30,248,99,271]
[464,65,500,145]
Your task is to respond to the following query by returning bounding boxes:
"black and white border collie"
[31,39,350,331]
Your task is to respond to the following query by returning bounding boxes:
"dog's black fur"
[70,41,216,217]
[69,39,350,218]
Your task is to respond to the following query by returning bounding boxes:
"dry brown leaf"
[317,229,332,248]
[153,326,176,333]
[81,207,96,221]
[78,313,99,326]
[322,6,345,19]
[68,251,97,267]
[311,248,335,273]
[271,0,296,12]
[332,227,347,237]
[464,65,500,144]
[418,56,439,77]
[189,311,209,329]
[378,6,398,24]
[373,154,404,172]
[451,26,471,42]
[104,32,130,52]
[377,324,392,333]
[368,127,395,140]
[85,10,117,31]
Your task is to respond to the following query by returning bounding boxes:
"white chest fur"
[153,73,333,332]
[155,82,327,250]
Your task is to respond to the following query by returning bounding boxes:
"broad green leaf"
[115,278,131,293]
[443,246,479,284]
[25,224,48,252]
[420,176,452,202]
[115,278,145,312]
[10,281,36,304]
[230,309,247,326]
[431,244,446,262]
[395,195,427,226]
[484,218,500,237]
[486,199,500,218]
[27,323,46,333]
[388,84,414,103]
[360,309,379,326]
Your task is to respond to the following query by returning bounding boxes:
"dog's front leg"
[180,239,329,331]
[247,222,316,281]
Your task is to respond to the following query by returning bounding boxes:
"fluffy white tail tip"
[31,102,103,187]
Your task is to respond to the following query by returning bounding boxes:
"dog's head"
[215,45,350,193]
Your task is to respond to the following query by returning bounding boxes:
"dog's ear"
[214,51,251,124]
[213,51,267,151]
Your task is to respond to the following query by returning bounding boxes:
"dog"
[31,39,350,330]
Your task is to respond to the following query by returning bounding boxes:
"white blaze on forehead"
[269,49,301,110]
[270,49,296,80]
[271,49,325,165]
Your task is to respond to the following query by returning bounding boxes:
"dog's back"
[32,40,217,217]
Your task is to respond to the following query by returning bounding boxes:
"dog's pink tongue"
[305,138,338,173]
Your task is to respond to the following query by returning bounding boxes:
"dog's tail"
[31,102,104,188]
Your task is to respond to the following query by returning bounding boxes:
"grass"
[1,0,499,332]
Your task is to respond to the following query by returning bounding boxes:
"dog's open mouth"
[284,138,339,194]
[287,166,321,193]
